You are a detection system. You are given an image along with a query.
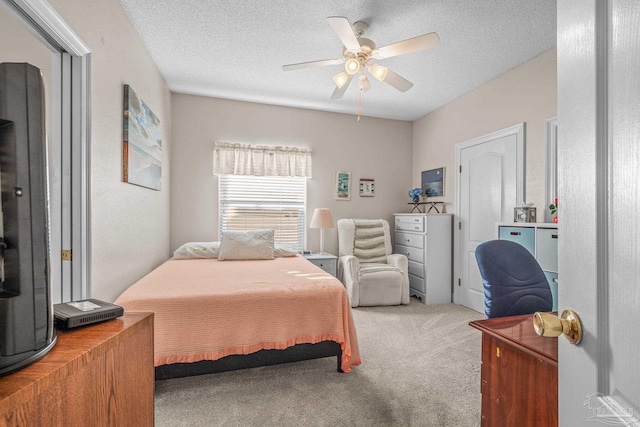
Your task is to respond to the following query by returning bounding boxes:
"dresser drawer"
[395,231,424,249]
[395,222,424,232]
[395,215,425,232]
[536,228,558,272]
[395,244,424,263]
[408,260,424,278]
[409,274,426,293]
[498,226,535,256]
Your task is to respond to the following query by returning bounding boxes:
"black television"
[0,62,57,376]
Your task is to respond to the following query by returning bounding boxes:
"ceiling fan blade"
[375,32,440,59]
[327,16,361,53]
[382,69,414,92]
[331,75,354,99]
[282,58,344,71]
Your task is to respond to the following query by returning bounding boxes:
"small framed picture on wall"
[421,167,445,197]
[359,178,375,197]
[335,171,351,200]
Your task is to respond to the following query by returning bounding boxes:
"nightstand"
[303,253,337,277]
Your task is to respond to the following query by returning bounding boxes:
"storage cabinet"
[0,312,154,426]
[497,223,558,310]
[394,214,452,304]
[303,253,337,277]
[470,314,558,427]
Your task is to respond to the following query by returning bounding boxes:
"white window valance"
[213,141,312,177]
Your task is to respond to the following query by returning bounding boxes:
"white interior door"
[455,124,524,313]
[558,0,640,423]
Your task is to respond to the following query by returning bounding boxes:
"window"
[219,175,306,251]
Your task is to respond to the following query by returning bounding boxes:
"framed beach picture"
[335,171,351,200]
[421,167,445,197]
[359,178,375,197]
[123,84,162,190]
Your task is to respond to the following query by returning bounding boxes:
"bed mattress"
[115,255,361,372]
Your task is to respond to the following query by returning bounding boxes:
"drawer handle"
[405,239,410,242]
[414,219,420,222]
[552,234,558,239]
[405,252,410,257]
[415,226,420,230]
[510,232,521,236]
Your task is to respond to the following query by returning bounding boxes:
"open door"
[558,0,640,423]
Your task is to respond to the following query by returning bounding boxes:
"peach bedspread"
[115,255,361,372]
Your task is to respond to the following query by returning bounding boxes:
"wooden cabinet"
[393,214,452,303]
[470,314,558,427]
[497,223,559,310]
[0,312,154,426]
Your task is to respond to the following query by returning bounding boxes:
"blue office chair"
[475,240,552,318]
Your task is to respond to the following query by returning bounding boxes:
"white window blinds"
[213,142,312,177]
[219,175,307,251]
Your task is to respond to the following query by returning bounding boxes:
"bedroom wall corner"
[170,94,413,256]
[412,48,557,215]
[47,0,172,302]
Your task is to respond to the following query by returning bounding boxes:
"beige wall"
[171,94,413,256]
[413,48,557,214]
[48,0,172,302]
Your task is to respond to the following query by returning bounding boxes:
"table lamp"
[310,208,334,254]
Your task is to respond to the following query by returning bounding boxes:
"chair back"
[475,240,552,318]
[337,219,393,259]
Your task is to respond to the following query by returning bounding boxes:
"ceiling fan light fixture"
[345,58,361,75]
[332,71,350,89]
[359,75,371,92]
[368,64,389,82]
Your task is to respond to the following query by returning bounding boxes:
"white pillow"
[274,243,297,257]
[173,241,220,259]
[218,230,275,261]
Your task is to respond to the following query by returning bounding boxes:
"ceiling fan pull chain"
[357,89,362,122]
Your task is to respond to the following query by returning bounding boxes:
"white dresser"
[393,214,453,304]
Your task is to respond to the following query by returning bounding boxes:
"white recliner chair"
[337,219,410,308]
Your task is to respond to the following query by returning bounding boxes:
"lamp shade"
[310,208,334,229]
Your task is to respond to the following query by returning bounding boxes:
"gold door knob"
[532,309,583,344]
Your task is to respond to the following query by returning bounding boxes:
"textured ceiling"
[119,0,557,122]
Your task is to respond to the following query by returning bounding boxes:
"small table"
[303,253,337,277]
[407,201,445,213]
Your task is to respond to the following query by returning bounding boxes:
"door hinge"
[458,221,462,230]
[458,278,461,287]
[62,249,72,261]
[459,165,462,173]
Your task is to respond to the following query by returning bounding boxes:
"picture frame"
[335,171,351,200]
[421,167,445,197]
[359,178,375,197]
[123,84,162,190]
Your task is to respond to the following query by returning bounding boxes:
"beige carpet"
[155,299,484,427]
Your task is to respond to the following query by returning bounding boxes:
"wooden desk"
[0,312,154,426]
[470,314,558,427]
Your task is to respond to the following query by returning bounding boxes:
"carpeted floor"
[155,299,484,427]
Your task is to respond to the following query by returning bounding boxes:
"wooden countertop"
[0,312,153,415]
[469,313,558,366]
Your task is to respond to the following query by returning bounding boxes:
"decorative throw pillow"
[173,241,221,259]
[218,230,275,260]
[352,219,388,263]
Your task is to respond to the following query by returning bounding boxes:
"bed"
[114,254,361,379]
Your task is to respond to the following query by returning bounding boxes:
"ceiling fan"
[282,16,440,99]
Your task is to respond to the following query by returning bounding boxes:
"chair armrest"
[387,254,410,305]
[338,255,360,307]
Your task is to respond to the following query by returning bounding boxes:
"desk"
[469,314,558,427]
[0,312,154,426]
